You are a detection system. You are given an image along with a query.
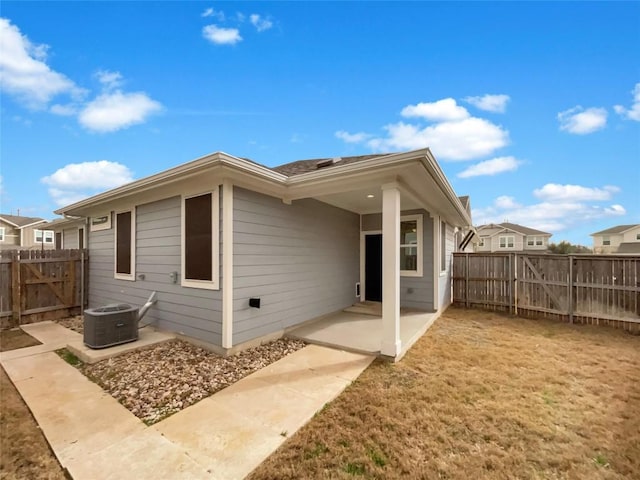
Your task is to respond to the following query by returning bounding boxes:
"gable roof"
[591,224,640,236]
[476,222,551,237]
[0,214,45,228]
[617,242,640,254]
[273,154,389,177]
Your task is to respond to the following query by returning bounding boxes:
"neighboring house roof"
[617,242,640,254]
[273,154,389,177]
[44,216,83,228]
[590,224,640,236]
[476,222,551,237]
[0,214,46,228]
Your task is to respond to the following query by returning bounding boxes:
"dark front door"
[365,234,382,302]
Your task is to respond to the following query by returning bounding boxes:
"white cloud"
[50,103,78,116]
[0,17,84,108]
[95,70,123,90]
[335,130,372,143]
[249,14,273,32]
[41,160,134,206]
[473,184,625,232]
[201,8,225,21]
[401,98,469,121]
[464,94,510,113]
[457,156,522,178]
[78,91,162,133]
[367,117,509,161]
[533,183,619,201]
[202,24,242,45]
[613,82,640,121]
[558,106,607,134]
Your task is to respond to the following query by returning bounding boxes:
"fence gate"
[0,249,88,328]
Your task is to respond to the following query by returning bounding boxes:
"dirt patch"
[63,337,306,424]
[0,329,41,352]
[0,330,66,480]
[250,307,640,479]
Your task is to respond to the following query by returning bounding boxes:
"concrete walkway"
[1,322,374,479]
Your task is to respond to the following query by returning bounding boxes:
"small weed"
[338,439,350,448]
[344,462,365,475]
[367,447,387,467]
[55,348,82,367]
[280,430,288,437]
[593,454,610,468]
[542,390,555,406]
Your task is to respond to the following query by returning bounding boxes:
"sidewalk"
[1,322,374,479]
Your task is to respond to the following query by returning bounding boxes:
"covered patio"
[287,303,439,361]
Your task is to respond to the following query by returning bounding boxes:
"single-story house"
[54,149,472,359]
[0,214,51,251]
[591,224,640,254]
[45,217,87,250]
[474,222,552,252]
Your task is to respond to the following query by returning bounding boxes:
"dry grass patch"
[1,329,66,480]
[250,307,640,479]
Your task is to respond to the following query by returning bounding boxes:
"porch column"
[381,182,401,358]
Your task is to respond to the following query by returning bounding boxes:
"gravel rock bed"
[80,338,306,424]
[55,315,84,334]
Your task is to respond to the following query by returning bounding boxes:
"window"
[182,190,219,289]
[636,233,640,240]
[499,235,514,248]
[90,213,111,232]
[478,237,485,247]
[0,227,4,242]
[440,221,447,272]
[527,236,544,246]
[603,236,610,246]
[399,214,423,277]
[115,210,135,280]
[34,229,54,244]
[78,228,84,250]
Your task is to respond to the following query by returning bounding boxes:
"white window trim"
[114,209,136,281]
[181,188,220,290]
[0,227,4,242]
[400,214,423,278]
[34,229,54,244]
[602,235,610,246]
[90,213,112,232]
[499,235,515,249]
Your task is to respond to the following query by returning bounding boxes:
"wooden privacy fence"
[453,253,640,332]
[0,249,88,329]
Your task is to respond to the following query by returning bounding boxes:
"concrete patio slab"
[64,428,211,480]
[20,321,81,344]
[288,309,439,360]
[66,326,175,364]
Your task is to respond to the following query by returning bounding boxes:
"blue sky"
[1,1,638,245]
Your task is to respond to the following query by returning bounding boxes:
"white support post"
[222,181,234,349]
[381,183,401,358]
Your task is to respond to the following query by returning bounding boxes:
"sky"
[1,1,639,246]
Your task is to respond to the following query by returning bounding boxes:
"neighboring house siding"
[361,209,435,311]
[438,222,454,309]
[490,233,524,252]
[62,227,79,249]
[232,187,360,345]
[22,224,53,249]
[622,226,640,242]
[88,196,223,345]
[0,221,20,249]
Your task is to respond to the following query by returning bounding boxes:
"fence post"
[465,253,470,308]
[10,250,21,327]
[568,255,574,324]
[508,254,513,314]
[514,253,518,315]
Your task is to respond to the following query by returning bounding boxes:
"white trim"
[181,188,220,290]
[360,230,382,302]
[0,227,4,242]
[114,209,136,281]
[433,215,439,311]
[498,235,515,249]
[381,184,401,358]
[400,214,423,277]
[90,213,112,231]
[222,181,233,349]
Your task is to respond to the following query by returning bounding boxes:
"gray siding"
[62,227,80,249]
[361,210,435,311]
[232,187,360,344]
[88,195,223,345]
